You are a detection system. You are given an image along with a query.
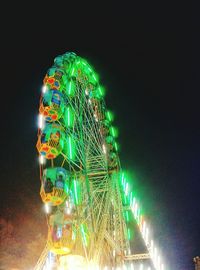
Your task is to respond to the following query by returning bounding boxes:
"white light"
[44,203,50,214]
[38,114,45,129]
[102,144,106,154]
[42,85,47,94]
[142,221,146,237]
[66,208,71,215]
[161,263,164,270]
[130,263,134,270]
[65,200,72,215]
[123,265,127,270]
[145,227,149,244]
[39,155,45,165]
[147,267,151,270]
[85,89,89,95]
[139,263,143,270]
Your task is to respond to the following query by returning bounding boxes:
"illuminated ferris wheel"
[35,52,165,270]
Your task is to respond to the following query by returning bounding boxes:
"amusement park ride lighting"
[125,182,129,196]
[44,203,51,214]
[102,144,107,154]
[128,193,165,270]
[68,137,73,160]
[65,201,72,215]
[42,84,47,94]
[35,53,167,270]
[39,155,45,165]
[38,114,45,129]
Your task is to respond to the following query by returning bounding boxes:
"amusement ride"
[35,52,165,270]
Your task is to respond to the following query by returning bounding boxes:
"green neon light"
[92,72,98,82]
[71,67,75,76]
[68,81,72,95]
[66,79,75,96]
[64,107,75,128]
[126,211,130,222]
[66,135,76,161]
[69,137,72,159]
[82,60,87,66]
[110,126,118,138]
[67,107,70,126]
[105,110,114,122]
[114,142,119,151]
[97,86,105,98]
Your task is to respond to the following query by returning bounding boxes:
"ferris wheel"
[35,52,165,270]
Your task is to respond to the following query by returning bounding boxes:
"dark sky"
[1,1,200,270]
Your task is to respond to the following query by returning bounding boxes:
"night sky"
[1,2,200,270]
